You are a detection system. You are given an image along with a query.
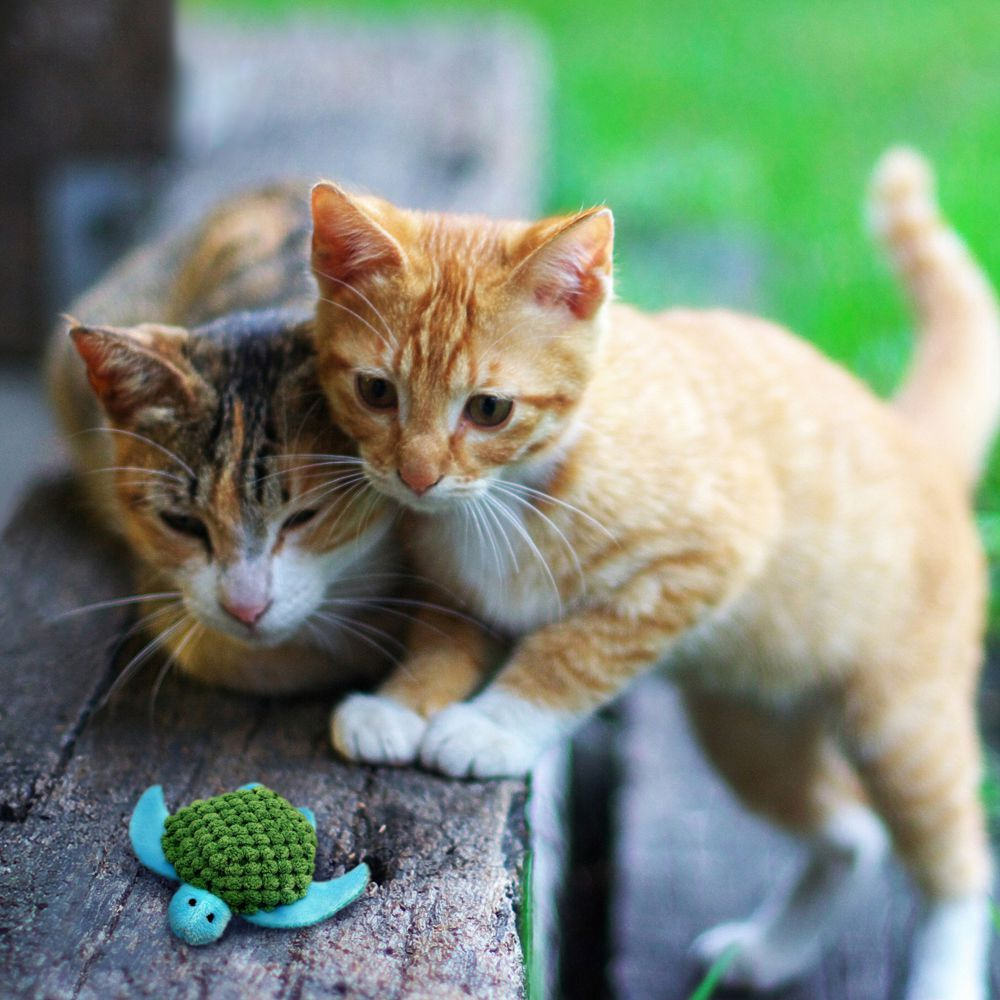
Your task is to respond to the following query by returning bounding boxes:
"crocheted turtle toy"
[129,783,370,945]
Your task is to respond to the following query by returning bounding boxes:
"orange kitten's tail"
[870,147,1000,487]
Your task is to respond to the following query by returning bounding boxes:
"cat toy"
[129,783,370,945]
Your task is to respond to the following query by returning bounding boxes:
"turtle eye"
[188,898,196,907]
[207,913,215,923]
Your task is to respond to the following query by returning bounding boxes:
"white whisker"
[98,614,189,709]
[314,270,399,348]
[321,595,485,631]
[318,478,375,539]
[492,482,586,589]
[293,471,369,508]
[76,427,197,481]
[53,591,183,621]
[118,602,187,645]
[310,609,401,664]
[257,456,364,484]
[483,492,563,615]
[478,494,519,571]
[149,620,202,719]
[469,496,505,578]
[496,477,617,543]
[317,295,396,356]
[87,466,186,484]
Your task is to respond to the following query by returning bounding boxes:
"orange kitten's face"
[72,312,391,646]
[310,187,614,511]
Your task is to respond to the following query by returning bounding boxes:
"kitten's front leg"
[331,606,499,766]
[420,590,701,778]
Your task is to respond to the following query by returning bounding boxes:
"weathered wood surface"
[610,673,1000,999]
[0,477,528,999]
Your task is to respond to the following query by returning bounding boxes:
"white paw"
[905,894,989,1000]
[692,919,815,991]
[330,693,426,765]
[419,703,541,778]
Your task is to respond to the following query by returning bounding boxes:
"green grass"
[184,0,1000,617]
[686,945,738,1000]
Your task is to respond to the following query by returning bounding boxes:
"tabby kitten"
[47,188,396,694]
[310,151,999,999]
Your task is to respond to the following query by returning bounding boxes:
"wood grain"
[0,478,528,999]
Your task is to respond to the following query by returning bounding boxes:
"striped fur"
[312,151,999,996]
[47,187,397,694]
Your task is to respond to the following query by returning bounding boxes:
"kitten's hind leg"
[842,672,992,1000]
[683,689,889,990]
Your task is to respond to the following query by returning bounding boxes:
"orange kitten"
[47,188,397,695]
[311,151,998,999]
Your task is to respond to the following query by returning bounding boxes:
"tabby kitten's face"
[309,186,614,512]
[71,313,389,646]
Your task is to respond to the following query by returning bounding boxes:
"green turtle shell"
[161,786,317,915]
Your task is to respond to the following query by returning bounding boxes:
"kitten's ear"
[69,322,196,425]
[512,208,614,321]
[311,182,406,289]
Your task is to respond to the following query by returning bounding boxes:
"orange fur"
[313,151,998,993]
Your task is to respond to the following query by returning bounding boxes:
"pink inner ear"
[529,210,613,322]
[311,185,403,286]
[71,327,190,425]
[535,263,608,320]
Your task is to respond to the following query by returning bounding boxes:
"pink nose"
[220,598,271,628]
[397,466,442,496]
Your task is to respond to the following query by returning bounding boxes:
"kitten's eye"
[159,511,210,546]
[465,394,513,428]
[356,373,398,410]
[281,509,318,533]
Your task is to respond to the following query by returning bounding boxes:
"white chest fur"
[412,503,568,635]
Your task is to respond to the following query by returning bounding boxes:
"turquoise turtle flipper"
[242,863,370,929]
[129,785,179,881]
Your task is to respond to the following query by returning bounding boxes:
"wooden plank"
[609,674,1000,998]
[0,487,528,997]
[0,475,132,819]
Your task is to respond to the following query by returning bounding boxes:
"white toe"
[419,703,538,778]
[330,693,426,765]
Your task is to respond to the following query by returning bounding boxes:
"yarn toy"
[129,783,370,945]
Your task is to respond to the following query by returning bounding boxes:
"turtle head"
[168,885,232,945]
